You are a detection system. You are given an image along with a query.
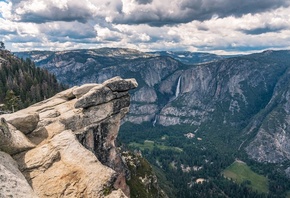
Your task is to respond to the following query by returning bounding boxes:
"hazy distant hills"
[14,48,290,166]
[148,51,227,64]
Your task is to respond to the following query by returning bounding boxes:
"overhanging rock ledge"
[0,76,137,198]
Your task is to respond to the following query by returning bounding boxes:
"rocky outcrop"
[0,76,137,198]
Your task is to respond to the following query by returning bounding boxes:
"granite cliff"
[0,77,139,197]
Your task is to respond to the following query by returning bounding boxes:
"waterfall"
[153,116,157,127]
[175,76,181,98]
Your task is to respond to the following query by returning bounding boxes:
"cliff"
[244,65,290,163]
[0,76,137,197]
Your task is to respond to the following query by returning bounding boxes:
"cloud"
[135,0,153,5]
[7,0,290,26]
[1,0,290,54]
[113,0,290,26]
[240,26,286,35]
[7,34,42,43]
[179,0,289,17]
[39,21,97,40]
[9,0,94,23]
[0,19,17,35]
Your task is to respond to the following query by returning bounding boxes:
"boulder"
[104,76,138,92]
[0,118,35,155]
[74,85,115,109]
[2,113,39,134]
[72,83,98,98]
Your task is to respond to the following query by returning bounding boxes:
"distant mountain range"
[147,51,228,64]
[14,48,290,168]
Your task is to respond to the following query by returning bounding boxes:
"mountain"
[15,48,290,196]
[0,49,65,113]
[148,51,228,65]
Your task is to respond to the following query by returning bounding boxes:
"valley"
[2,0,290,197]
[15,48,290,197]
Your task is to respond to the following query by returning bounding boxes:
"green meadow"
[222,160,269,194]
[129,140,183,152]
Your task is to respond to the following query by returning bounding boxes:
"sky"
[1,0,290,54]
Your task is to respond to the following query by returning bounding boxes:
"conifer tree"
[4,90,20,112]
[0,41,5,50]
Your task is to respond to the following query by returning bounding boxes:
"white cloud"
[15,1,47,14]
[0,0,290,54]
[139,33,150,42]
[17,22,39,35]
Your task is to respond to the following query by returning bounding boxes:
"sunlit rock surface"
[0,76,137,198]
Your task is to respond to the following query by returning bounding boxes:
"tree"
[4,90,20,112]
[0,41,5,50]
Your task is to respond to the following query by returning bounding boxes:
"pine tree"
[0,41,5,50]
[4,90,20,112]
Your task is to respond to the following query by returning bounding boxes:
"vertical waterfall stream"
[175,76,181,98]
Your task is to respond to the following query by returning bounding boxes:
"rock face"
[245,66,290,163]
[15,49,223,126]
[0,76,137,198]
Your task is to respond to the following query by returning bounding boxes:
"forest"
[119,122,290,198]
[0,49,66,113]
